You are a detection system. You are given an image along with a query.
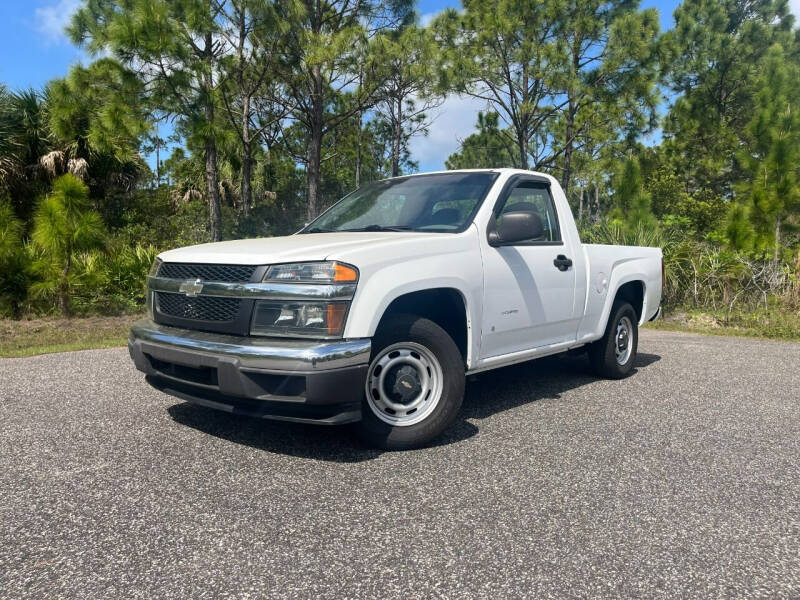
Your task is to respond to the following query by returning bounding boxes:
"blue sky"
[2,0,798,172]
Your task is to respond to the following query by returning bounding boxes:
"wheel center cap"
[618,330,628,351]
[386,365,422,403]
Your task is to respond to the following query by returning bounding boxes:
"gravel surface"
[1,329,798,599]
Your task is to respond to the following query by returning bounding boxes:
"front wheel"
[355,315,465,450]
[588,301,638,379]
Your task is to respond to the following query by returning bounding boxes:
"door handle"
[553,254,573,271]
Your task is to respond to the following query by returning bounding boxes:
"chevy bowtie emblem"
[179,279,204,297]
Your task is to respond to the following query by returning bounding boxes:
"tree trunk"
[241,147,252,217]
[562,100,576,198]
[391,98,403,177]
[585,186,591,221]
[236,8,252,218]
[516,128,528,170]
[306,128,322,221]
[59,247,71,318]
[202,32,222,242]
[594,183,599,219]
[519,64,530,170]
[306,65,324,220]
[578,185,584,222]
[155,133,160,187]
[355,109,362,188]
[240,95,252,217]
[774,217,781,263]
[562,41,581,199]
[205,137,223,242]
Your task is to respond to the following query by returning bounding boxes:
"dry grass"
[647,307,800,341]
[0,315,142,358]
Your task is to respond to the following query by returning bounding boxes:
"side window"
[496,181,561,243]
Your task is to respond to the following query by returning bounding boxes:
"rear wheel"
[588,301,638,379]
[356,315,464,450]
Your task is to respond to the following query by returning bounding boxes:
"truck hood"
[157,231,462,266]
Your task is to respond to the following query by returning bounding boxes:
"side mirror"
[488,211,543,246]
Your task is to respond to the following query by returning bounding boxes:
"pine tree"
[736,44,800,261]
[434,0,658,179]
[31,175,105,316]
[610,157,656,232]
[556,0,660,197]
[372,25,442,177]
[445,112,516,169]
[662,0,794,202]
[70,0,229,241]
[269,0,414,219]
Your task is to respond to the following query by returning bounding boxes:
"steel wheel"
[365,342,444,427]
[615,315,633,365]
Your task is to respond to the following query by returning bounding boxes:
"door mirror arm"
[487,225,502,247]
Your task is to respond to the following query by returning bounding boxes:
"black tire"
[588,301,638,379]
[355,314,465,450]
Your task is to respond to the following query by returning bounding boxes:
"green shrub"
[30,175,105,316]
[0,200,31,317]
[581,219,799,314]
[66,243,158,315]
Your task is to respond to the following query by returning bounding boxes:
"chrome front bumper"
[128,319,371,424]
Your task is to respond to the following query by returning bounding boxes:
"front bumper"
[128,319,371,424]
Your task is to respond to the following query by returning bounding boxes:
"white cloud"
[34,0,81,45]
[790,0,800,17]
[419,11,440,27]
[409,94,489,171]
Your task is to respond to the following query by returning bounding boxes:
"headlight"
[149,258,163,277]
[146,258,162,318]
[264,261,358,283]
[250,300,349,338]
[256,262,357,338]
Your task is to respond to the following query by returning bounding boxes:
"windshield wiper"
[345,224,412,232]
[302,227,335,233]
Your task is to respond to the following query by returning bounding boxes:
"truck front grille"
[155,292,241,322]
[157,262,257,283]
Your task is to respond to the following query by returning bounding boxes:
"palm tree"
[0,64,148,224]
[0,86,18,185]
[0,87,54,221]
[0,199,29,316]
[46,60,148,193]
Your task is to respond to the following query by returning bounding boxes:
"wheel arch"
[614,280,645,322]
[369,287,471,367]
[593,276,648,341]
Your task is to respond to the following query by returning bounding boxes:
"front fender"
[342,254,482,369]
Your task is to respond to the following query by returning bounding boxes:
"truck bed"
[576,243,663,344]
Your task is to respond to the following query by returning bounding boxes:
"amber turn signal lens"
[326,303,348,334]
[333,263,358,282]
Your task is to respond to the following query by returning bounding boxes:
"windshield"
[302,172,498,233]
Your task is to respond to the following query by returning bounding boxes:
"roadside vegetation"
[0,0,797,343]
[0,315,136,358]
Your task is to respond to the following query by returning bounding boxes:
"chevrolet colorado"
[129,169,663,449]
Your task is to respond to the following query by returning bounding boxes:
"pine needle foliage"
[30,174,105,316]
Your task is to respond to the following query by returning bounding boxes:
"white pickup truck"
[129,169,663,449]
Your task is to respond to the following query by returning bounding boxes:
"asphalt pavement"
[1,328,799,599]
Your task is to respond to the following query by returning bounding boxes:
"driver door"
[480,178,578,358]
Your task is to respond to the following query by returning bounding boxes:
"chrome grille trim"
[147,276,357,301]
[156,262,257,283]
